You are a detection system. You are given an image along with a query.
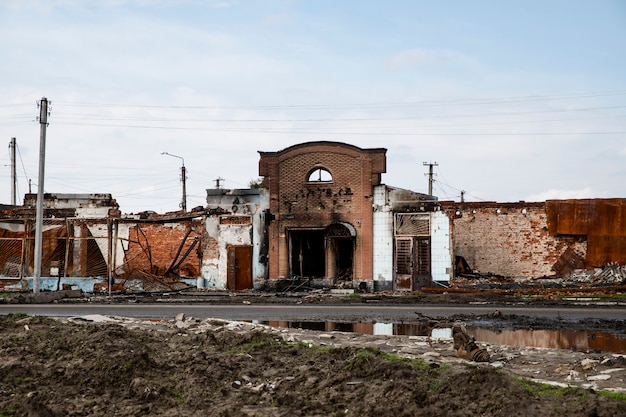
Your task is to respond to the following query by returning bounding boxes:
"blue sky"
[1,0,625,213]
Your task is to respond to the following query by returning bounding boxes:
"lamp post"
[161,151,187,212]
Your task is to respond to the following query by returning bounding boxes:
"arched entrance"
[287,222,355,281]
[325,222,355,282]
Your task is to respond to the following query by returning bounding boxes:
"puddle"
[256,320,626,353]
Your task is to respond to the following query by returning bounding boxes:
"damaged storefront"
[258,141,448,291]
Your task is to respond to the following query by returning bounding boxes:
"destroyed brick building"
[440,198,626,286]
[0,142,624,292]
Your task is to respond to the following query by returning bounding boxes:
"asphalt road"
[0,303,624,323]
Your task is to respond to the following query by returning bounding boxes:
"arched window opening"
[307,167,333,183]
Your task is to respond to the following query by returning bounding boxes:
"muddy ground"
[1,291,626,417]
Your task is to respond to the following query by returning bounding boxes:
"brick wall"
[125,221,203,277]
[441,201,587,279]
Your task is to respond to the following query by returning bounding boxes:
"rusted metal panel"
[587,235,626,267]
[548,199,626,267]
[547,199,626,237]
[546,199,591,235]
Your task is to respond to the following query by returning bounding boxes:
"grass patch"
[598,390,626,401]
[343,347,435,372]
[300,343,335,354]
[514,377,572,397]
[345,293,361,299]
[227,335,282,355]
[0,408,16,417]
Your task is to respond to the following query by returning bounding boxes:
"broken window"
[307,167,333,183]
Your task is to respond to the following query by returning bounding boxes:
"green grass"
[342,346,436,372]
[0,408,16,417]
[227,337,282,355]
[571,293,626,300]
[598,390,626,401]
[514,377,573,397]
[300,343,335,353]
[345,293,361,299]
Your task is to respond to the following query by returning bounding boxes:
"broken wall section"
[202,188,269,290]
[441,201,587,281]
[123,218,203,282]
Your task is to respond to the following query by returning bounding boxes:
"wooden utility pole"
[423,161,438,196]
[9,137,16,205]
[33,97,50,294]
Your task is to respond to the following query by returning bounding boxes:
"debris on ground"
[0,313,625,416]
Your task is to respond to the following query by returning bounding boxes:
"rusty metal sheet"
[547,199,626,267]
[546,199,592,235]
[587,235,626,267]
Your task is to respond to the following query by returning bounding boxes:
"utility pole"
[214,177,224,189]
[161,152,187,212]
[423,161,438,196]
[460,190,466,203]
[33,97,50,294]
[9,137,16,205]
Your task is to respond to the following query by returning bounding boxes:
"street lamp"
[161,151,187,212]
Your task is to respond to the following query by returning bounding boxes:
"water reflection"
[257,320,626,353]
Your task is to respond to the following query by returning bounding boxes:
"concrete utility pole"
[423,161,438,196]
[33,97,50,294]
[9,137,16,205]
[161,152,187,212]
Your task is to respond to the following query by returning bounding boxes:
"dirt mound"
[0,314,624,416]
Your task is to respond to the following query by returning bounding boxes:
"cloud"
[525,187,599,202]
[385,48,464,70]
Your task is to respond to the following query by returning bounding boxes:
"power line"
[51,89,626,110]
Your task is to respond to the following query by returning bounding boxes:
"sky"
[1,0,625,214]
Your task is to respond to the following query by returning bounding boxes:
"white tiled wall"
[372,185,393,283]
[431,210,452,282]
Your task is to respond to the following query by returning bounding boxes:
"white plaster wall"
[431,210,452,283]
[372,185,393,284]
[113,223,132,275]
[251,190,269,286]
[201,218,253,289]
[76,207,111,218]
[202,217,221,288]
[203,189,269,289]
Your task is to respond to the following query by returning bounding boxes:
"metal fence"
[0,218,114,279]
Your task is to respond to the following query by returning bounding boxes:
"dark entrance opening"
[334,238,353,281]
[325,223,355,282]
[289,230,325,278]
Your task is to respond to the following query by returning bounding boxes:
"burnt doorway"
[227,245,252,290]
[289,230,325,278]
[325,223,355,282]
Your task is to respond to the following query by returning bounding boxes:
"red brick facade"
[259,142,386,282]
